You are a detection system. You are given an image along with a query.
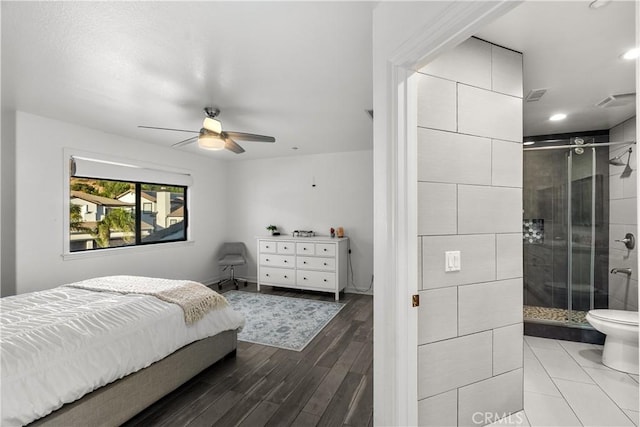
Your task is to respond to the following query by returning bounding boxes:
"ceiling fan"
[138,107,275,154]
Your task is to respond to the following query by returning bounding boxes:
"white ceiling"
[1,1,374,160]
[2,1,637,161]
[476,0,636,138]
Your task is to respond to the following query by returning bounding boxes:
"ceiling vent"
[596,93,636,108]
[525,88,547,102]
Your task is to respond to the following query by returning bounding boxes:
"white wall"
[14,112,229,294]
[609,116,637,310]
[417,37,524,426]
[224,150,373,294]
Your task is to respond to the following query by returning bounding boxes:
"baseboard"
[345,288,373,296]
[203,276,220,287]
[209,279,373,296]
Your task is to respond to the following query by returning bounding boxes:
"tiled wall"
[609,117,637,311]
[416,37,524,426]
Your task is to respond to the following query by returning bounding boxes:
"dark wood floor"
[123,284,373,427]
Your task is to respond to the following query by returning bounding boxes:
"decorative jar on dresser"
[256,236,349,301]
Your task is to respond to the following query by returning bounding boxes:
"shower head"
[609,147,632,166]
[621,147,633,178]
[609,157,626,166]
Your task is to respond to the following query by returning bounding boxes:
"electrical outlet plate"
[445,251,461,272]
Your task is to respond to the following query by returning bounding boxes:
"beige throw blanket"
[64,275,228,324]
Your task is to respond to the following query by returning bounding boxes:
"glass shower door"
[523,142,609,326]
[523,148,570,321]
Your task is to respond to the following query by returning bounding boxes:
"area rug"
[223,291,345,351]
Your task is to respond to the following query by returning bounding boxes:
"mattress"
[0,284,245,426]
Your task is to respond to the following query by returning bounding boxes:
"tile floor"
[490,336,639,427]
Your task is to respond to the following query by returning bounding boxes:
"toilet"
[586,309,639,374]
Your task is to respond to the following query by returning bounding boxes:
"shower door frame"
[566,146,597,324]
[524,139,634,326]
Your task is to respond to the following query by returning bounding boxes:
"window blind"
[70,156,193,187]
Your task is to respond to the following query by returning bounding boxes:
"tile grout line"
[525,338,584,426]
[456,285,459,338]
[577,357,639,424]
[532,338,639,426]
[528,342,595,386]
[419,366,524,404]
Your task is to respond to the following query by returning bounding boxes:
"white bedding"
[0,284,245,426]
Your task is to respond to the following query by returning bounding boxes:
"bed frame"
[30,330,237,427]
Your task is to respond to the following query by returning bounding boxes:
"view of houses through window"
[69,178,187,252]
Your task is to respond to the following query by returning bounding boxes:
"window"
[69,156,190,252]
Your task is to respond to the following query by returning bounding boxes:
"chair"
[217,242,247,290]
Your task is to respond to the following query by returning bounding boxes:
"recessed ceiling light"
[622,48,640,60]
[549,113,567,121]
[589,0,612,9]
[523,141,536,146]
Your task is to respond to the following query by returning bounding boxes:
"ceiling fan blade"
[222,131,275,143]
[224,138,245,154]
[171,136,198,148]
[138,126,199,133]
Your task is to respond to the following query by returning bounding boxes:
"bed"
[0,276,245,426]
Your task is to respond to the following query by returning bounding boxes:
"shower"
[609,147,633,178]
[523,133,636,341]
[609,147,631,166]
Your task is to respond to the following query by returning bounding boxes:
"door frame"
[372,2,521,425]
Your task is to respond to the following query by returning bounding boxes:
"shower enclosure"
[523,134,612,336]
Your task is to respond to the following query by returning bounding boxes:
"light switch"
[445,251,461,272]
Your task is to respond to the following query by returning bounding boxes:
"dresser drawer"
[259,254,295,268]
[259,241,277,254]
[297,270,336,290]
[296,242,315,255]
[297,256,335,271]
[260,267,295,285]
[315,244,335,256]
[277,242,295,254]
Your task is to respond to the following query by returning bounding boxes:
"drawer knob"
[266,258,270,261]
[303,277,307,280]
[304,261,307,264]
[284,275,288,279]
[266,274,270,277]
[323,262,327,266]
[284,246,288,249]
[266,245,270,248]
[303,248,307,250]
[284,260,288,263]
[323,249,327,252]
[323,279,327,282]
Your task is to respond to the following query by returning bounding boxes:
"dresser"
[256,236,349,300]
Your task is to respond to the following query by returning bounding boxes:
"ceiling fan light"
[203,117,222,134]
[198,133,225,150]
